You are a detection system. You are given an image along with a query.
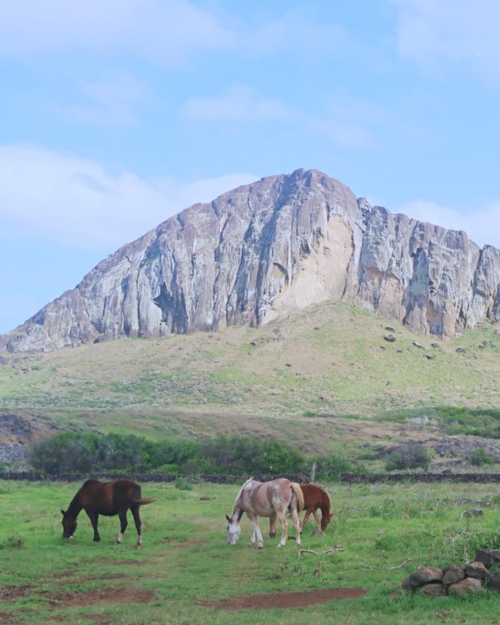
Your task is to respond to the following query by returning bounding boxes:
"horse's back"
[245,478,295,516]
[79,479,141,513]
[302,483,330,510]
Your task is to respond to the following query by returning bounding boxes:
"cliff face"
[2,168,500,353]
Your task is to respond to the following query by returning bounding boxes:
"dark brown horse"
[61,479,154,549]
[269,483,332,536]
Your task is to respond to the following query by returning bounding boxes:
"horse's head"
[61,509,77,539]
[321,512,333,531]
[225,514,241,545]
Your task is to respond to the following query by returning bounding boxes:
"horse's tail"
[290,482,304,513]
[134,497,156,506]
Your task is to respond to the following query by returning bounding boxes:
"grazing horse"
[61,479,155,549]
[269,483,332,537]
[225,478,304,548]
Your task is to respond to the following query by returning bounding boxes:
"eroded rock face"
[3,168,500,353]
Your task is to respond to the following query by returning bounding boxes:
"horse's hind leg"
[290,508,301,546]
[131,506,142,549]
[116,510,128,544]
[269,513,277,538]
[276,511,288,547]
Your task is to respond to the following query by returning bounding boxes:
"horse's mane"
[233,477,255,505]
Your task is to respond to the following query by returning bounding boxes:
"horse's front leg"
[131,505,142,550]
[116,511,128,544]
[300,509,312,534]
[276,511,288,547]
[85,510,100,542]
[247,512,263,548]
[313,510,322,531]
[269,513,277,538]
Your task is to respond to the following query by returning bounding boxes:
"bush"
[469,448,494,467]
[314,454,363,482]
[175,477,193,491]
[385,441,430,471]
[28,432,305,476]
[186,435,305,476]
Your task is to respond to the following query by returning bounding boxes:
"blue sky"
[2,0,500,333]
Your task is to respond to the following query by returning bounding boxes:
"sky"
[2,0,500,333]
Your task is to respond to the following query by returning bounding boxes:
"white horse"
[225,478,304,548]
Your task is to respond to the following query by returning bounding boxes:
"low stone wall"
[0,472,310,484]
[340,472,500,484]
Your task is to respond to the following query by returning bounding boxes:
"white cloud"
[247,8,349,57]
[0,1,347,64]
[0,145,257,249]
[184,84,377,149]
[0,0,236,63]
[393,0,500,77]
[58,73,150,126]
[184,83,294,123]
[397,198,500,248]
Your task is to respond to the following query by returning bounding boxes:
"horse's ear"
[225,514,231,523]
[61,509,66,515]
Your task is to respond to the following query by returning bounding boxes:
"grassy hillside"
[1,301,500,455]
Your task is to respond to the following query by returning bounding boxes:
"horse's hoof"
[269,532,276,539]
[258,544,264,549]
[134,545,141,551]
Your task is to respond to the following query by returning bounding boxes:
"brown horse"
[269,483,332,536]
[61,479,155,549]
[226,478,304,548]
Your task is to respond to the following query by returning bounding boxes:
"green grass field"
[2,480,500,624]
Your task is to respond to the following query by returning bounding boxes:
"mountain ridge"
[2,168,500,353]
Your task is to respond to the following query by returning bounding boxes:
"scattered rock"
[384,334,396,342]
[456,347,466,353]
[412,341,425,349]
[424,354,435,360]
[385,326,395,332]
[461,508,484,519]
[431,343,441,349]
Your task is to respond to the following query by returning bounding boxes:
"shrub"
[175,477,193,491]
[385,441,430,471]
[314,454,363,482]
[469,448,494,467]
[27,432,306,476]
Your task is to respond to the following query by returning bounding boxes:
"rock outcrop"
[2,168,500,353]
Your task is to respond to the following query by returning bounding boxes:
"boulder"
[448,578,483,596]
[475,548,500,569]
[442,564,465,585]
[486,571,500,591]
[418,582,446,597]
[409,566,443,588]
[464,561,489,581]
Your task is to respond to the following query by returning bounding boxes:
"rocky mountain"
[2,168,500,353]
